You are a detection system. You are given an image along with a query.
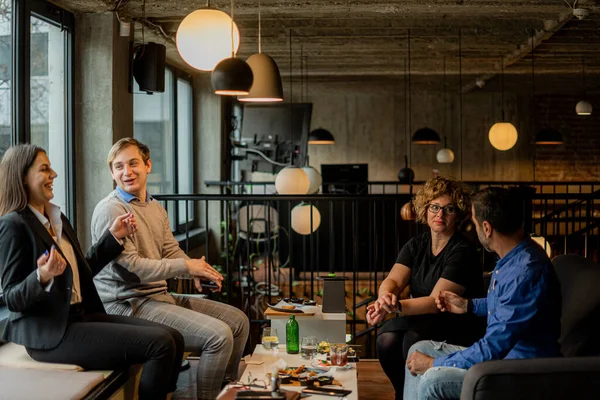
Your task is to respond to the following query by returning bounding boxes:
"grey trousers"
[107,295,250,400]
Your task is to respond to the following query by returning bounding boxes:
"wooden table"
[221,344,358,400]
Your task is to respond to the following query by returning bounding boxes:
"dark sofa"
[460,254,600,400]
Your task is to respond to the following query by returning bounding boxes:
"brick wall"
[534,95,600,181]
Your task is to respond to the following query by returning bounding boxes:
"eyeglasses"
[427,204,458,215]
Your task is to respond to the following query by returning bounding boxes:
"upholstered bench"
[0,303,141,400]
[0,341,141,400]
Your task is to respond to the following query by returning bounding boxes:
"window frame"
[172,67,195,233]
[13,0,75,222]
[133,64,195,233]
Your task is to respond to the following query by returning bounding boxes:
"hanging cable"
[443,57,447,136]
[459,28,463,180]
[258,0,262,54]
[230,0,235,56]
[407,29,412,167]
[501,57,505,121]
[532,34,536,181]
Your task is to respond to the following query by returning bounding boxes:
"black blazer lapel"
[18,208,74,290]
[19,207,57,252]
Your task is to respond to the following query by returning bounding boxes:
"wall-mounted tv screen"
[239,103,312,173]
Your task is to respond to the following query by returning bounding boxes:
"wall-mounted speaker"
[133,42,166,93]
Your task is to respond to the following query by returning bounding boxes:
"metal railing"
[154,183,599,357]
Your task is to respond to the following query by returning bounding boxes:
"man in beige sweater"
[91,138,249,400]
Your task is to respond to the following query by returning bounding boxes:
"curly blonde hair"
[413,177,473,224]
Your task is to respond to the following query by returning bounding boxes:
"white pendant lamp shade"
[489,122,518,151]
[436,148,455,164]
[301,166,322,194]
[576,100,592,116]
[436,137,455,164]
[291,203,321,235]
[531,235,552,259]
[238,54,284,102]
[275,166,309,195]
[176,9,240,72]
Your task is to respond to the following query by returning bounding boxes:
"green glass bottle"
[286,315,299,354]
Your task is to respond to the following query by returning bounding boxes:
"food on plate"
[281,305,296,310]
[317,340,330,354]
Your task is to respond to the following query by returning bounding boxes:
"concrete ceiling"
[53,0,600,87]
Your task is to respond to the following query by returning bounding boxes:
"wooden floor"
[173,359,395,400]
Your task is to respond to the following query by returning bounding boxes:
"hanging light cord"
[443,57,447,140]
[581,57,586,98]
[258,0,262,54]
[300,46,304,102]
[404,57,408,158]
[501,57,505,121]
[407,29,412,167]
[459,28,463,180]
[532,33,536,181]
[230,0,235,56]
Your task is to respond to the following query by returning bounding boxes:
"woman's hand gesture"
[37,246,66,285]
[108,212,137,240]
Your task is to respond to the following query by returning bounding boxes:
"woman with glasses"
[366,177,486,399]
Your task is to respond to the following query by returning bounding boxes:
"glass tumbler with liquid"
[262,327,279,350]
[300,336,317,360]
[330,343,349,366]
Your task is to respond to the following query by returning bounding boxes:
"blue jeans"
[404,340,468,400]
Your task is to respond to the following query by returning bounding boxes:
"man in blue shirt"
[403,187,561,400]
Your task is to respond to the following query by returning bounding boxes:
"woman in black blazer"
[0,144,184,400]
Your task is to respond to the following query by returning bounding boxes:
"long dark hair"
[0,144,46,216]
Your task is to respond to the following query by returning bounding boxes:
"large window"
[29,15,69,212]
[0,0,74,218]
[0,0,11,159]
[134,66,194,231]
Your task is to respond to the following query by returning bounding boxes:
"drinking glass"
[329,343,349,366]
[261,327,279,350]
[300,336,317,360]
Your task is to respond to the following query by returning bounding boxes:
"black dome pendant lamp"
[408,30,440,145]
[399,31,416,185]
[211,0,254,95]
[212,58,253,95]
[308,128,335,144]
[412,127,441,144]
[531,36,563,145]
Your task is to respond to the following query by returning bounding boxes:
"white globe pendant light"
[489,122,518,151]
[576,58,592,116]
[275,166,309,195]
[176,9,240,71]
[301,166,322,194]
[576,100,592,116]
[436,147,455,164]
[291,203,321,235]
[489,58,518,151]
[436,62,454,164]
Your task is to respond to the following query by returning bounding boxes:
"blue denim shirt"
[433,238,562,369]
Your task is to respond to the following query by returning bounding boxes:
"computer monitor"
[239,103,312,173]
[321,164,368,194]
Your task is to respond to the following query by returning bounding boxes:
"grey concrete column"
[75,13,132,248]
[194,74,224,256]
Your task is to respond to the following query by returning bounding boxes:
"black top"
[396,231,483,299]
